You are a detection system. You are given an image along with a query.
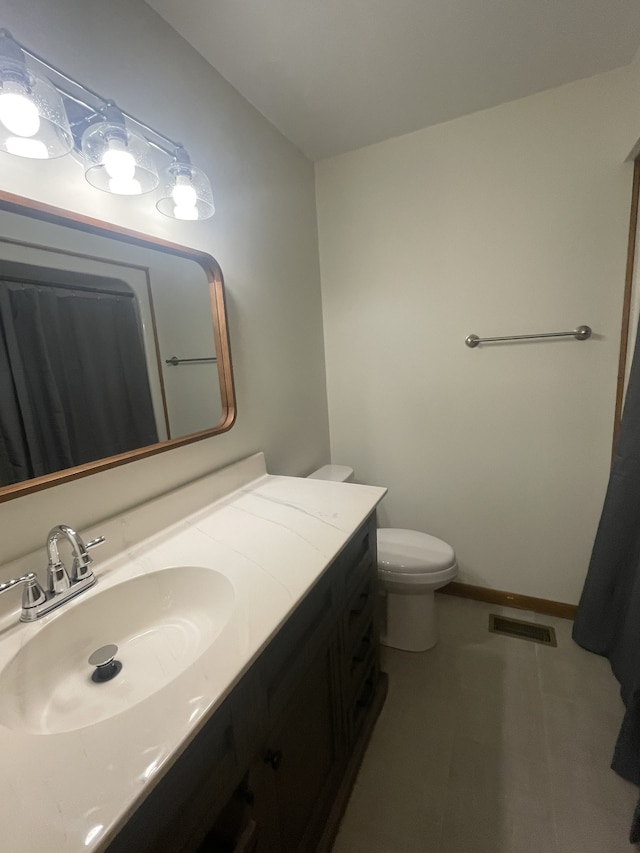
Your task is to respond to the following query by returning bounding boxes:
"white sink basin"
[0,566,235,734]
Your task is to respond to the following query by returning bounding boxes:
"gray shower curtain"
[573,317,640,839]
[0,267,158,486]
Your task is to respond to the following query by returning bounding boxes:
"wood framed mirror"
[0,190,235,503]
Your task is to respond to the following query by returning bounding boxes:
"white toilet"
[307,465,458,652]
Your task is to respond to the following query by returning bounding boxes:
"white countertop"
[0,454,386,852]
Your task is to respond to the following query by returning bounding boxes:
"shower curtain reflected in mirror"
[0,266,158,486]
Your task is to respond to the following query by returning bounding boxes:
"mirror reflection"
[0,200,233,494]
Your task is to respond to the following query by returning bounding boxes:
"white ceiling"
[146,0,640,161]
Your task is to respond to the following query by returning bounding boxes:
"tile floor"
[331,594,639,853]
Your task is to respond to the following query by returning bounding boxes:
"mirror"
[0,190,235,503]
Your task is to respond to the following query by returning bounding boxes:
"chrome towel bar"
[165,355,217,365]
[465,324,592,348]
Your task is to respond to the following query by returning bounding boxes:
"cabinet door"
[263,638,341,852]
[260,569,335,730]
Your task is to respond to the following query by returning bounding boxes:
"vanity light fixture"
[0,29,215,219]
[156,146,215,220]
[0,29,73,159]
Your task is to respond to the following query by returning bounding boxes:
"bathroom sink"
[0,566,235,734]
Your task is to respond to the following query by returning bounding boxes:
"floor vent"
[488,614,557,646]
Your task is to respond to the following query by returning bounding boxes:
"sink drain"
[89,644,122,682]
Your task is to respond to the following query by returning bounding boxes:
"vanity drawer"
[345,570,376,654]
[346,618,376,701]
[335,515,376,598]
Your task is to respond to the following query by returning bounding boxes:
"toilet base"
[381,589,437,652]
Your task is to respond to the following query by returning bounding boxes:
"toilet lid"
[377,528,456,574]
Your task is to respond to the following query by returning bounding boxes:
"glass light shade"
[0,64,73,159]
[156,162,215,220]
[81,121,159,195]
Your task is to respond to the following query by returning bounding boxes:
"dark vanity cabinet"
[106,511,386,853]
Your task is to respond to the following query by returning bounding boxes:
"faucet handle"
[0,573,47,621]
[72,535,106,582]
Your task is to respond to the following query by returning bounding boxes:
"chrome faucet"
[0,525,105,622]
[46,525,102,593]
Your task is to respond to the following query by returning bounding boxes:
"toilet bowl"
[377,528,457,651]
[307,465,458,652]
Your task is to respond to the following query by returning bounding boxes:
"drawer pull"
[264,749,283,771]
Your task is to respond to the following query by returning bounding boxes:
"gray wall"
[0,0,330,565]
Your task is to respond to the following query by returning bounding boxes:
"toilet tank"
[307,464,354,483]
